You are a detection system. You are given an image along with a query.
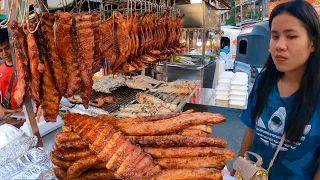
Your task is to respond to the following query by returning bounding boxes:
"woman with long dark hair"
[232,1,320,179]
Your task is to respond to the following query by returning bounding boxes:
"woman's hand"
[230,169,236,176]
[230,127,255,176]
[314,164,320,180]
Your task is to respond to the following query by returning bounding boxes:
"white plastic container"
[230,85,248,91]
[230,90,248,96]
[215,94,230,101]
[219,71,234,80]
[0,124,24,149]
[229,95,247,101]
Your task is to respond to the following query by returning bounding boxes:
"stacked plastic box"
[214,71,234,107]
[229,72,249,109]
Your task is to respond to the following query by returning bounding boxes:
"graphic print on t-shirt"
[255,106,312,151]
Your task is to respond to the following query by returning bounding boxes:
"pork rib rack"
[55,11,81,98]
[9,21,29,107]
[74,13,95,108]
[41,12,67,96]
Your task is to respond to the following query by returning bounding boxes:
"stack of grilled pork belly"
[51,111,234,180]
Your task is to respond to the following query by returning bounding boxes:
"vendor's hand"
[36,105,43,123]
[4,107,22,114]
[0,106,5,119]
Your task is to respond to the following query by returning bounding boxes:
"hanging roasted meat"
[74,13,95,108]
[41,12,67,96]
[113,12,131,72]
[9,21,29,107]
[55,11,81,98]
[121,13,136,73]
[24,23,45,107]
[37,18,61,122]
[100,14,117,72]
[91,12,102,74]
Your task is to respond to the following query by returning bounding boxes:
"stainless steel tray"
[127,84,197,113]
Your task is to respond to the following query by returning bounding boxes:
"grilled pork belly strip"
[156,155,234,169]
[144,147,235,158]
[113,113,225,136]
[126,135,227,148]
[152,168,222,180]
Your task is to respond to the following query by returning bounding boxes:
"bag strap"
[267,132,286,171]
[5,71,15,100]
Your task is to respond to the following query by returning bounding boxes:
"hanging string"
[26,0,41,33]
[0,0,14,28]
[78,0,82,13]
[87,0,91,12]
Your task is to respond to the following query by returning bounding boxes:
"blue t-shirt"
[241,78,320,180]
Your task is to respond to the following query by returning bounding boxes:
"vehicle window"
[239,40,247,55]
[220,37,230,49]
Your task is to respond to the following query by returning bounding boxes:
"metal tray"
[67,82,196,114]
[126,85,197,113]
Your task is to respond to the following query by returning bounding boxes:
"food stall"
[0,0,240,179]
[163,2,221,89]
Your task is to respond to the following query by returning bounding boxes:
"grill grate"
[69,84,196,114]
[90,86,144,113]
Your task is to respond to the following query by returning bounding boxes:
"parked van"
[220,26,241,70]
